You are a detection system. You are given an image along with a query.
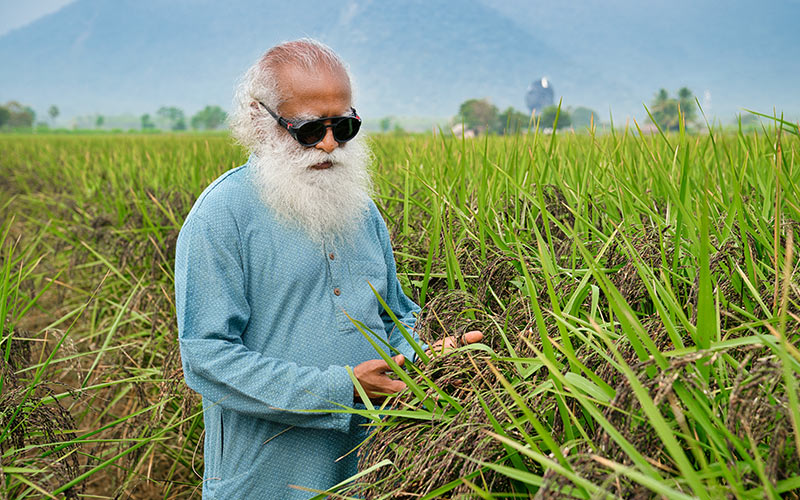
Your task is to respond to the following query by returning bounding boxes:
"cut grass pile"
[1,121,799,498]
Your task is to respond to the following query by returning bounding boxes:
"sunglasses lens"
[292,115,361,146]
[333,118,360,142]
[295,122,327,146]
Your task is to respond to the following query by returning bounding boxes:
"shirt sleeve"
[175,213,353,432]
[372,206,424,361]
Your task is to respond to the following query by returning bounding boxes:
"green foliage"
[0,101,35,128]
[95,115,105,129]
[457,99,600,135]
[648,87,697,131]
[570,106,598,129]
[497,107,530,134]
[47,105,59,124]
[458,98,499,133]
[379,116,393,133]
[190,105,227,130]
[157,106,187,131]
[0,125,798,498]
[140,113,156,130]
[539,105,571,129]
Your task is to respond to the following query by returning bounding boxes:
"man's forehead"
[274,63,352,119]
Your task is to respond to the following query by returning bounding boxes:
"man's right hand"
[353,354,407,401]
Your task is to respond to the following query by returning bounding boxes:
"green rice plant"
[354,123,799,498]
[0,124,798,498]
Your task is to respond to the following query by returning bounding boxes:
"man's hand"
[353,354,407,401]
[426,330,484,357]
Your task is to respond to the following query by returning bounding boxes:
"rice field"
[1,121,799,499]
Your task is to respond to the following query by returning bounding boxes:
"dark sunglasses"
[258,101,361,147]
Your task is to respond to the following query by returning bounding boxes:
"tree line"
[451,87,709,136]
[647,87,697,131]
[454,98,598,135]
[0,101,37,129]
[141,105,227,131]
[0,102,227,131]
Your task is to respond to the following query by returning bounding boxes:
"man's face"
[250,62,371,244]
[274,63,353,163]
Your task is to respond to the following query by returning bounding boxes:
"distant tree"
[379,116,392,133]
[676,87,697,124]
[4,101,35,128]
[457,98,498,134]
[0,106,9,128]
[734,113,762,132]
[496,107,530,134]
[649,87,696,131]
[157,106,187,131]
[23,106,36,127]
[739,114,758,124]
[654,88,669,108]
[191,105,227,130]
[96,115,105,129]
[540,105,571,130]
[48,105,59,125]
[141,113,156,130]
[570,106,599,130]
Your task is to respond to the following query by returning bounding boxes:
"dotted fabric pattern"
[175,159,421,499]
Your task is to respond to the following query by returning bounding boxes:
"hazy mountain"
[1,0,797,124]
[0,0,593,122]
[479,0,800,121]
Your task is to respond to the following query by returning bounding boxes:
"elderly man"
[175,38,480,499]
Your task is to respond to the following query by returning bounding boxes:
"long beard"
[250,127,373,244]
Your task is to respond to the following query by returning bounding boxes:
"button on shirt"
[175,160,421,499]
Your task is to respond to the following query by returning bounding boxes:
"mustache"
[296,147,353,170]
[256,133,352,171]
[249,130,373,244]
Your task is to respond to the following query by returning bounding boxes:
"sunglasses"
[258,101,361,147]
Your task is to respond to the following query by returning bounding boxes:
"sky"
[0,0,75,36]
[1,0,798,126]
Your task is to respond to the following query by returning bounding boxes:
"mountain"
[479,0,800,120]
[1,0,797,124]
[0,0,600,123]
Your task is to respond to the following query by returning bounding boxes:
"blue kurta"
[175,159,421,499]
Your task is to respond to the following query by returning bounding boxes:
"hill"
[2,0,797,124]
[0,0,595,122]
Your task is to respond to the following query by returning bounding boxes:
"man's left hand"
[426,330,484,357]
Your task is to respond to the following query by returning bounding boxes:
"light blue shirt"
[175,159,421,499]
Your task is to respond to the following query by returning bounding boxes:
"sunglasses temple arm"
[258,101,292,129]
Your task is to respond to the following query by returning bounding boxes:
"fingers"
[441,330,484,349]
[387,379,407,393]
[425,330,485,358]
[376,354,405,371]
[362,354,404,372]
[461,330,484,345]
[353,355,408,401]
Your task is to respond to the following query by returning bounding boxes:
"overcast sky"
[0,0,76,36]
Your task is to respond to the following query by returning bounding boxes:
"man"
[175,39,481,499]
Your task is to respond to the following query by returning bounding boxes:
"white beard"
[249,126,373,245]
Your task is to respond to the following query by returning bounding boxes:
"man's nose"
[314,126,338,153]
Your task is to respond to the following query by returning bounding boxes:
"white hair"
[248,117,373,245]
[229,38,353,151]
